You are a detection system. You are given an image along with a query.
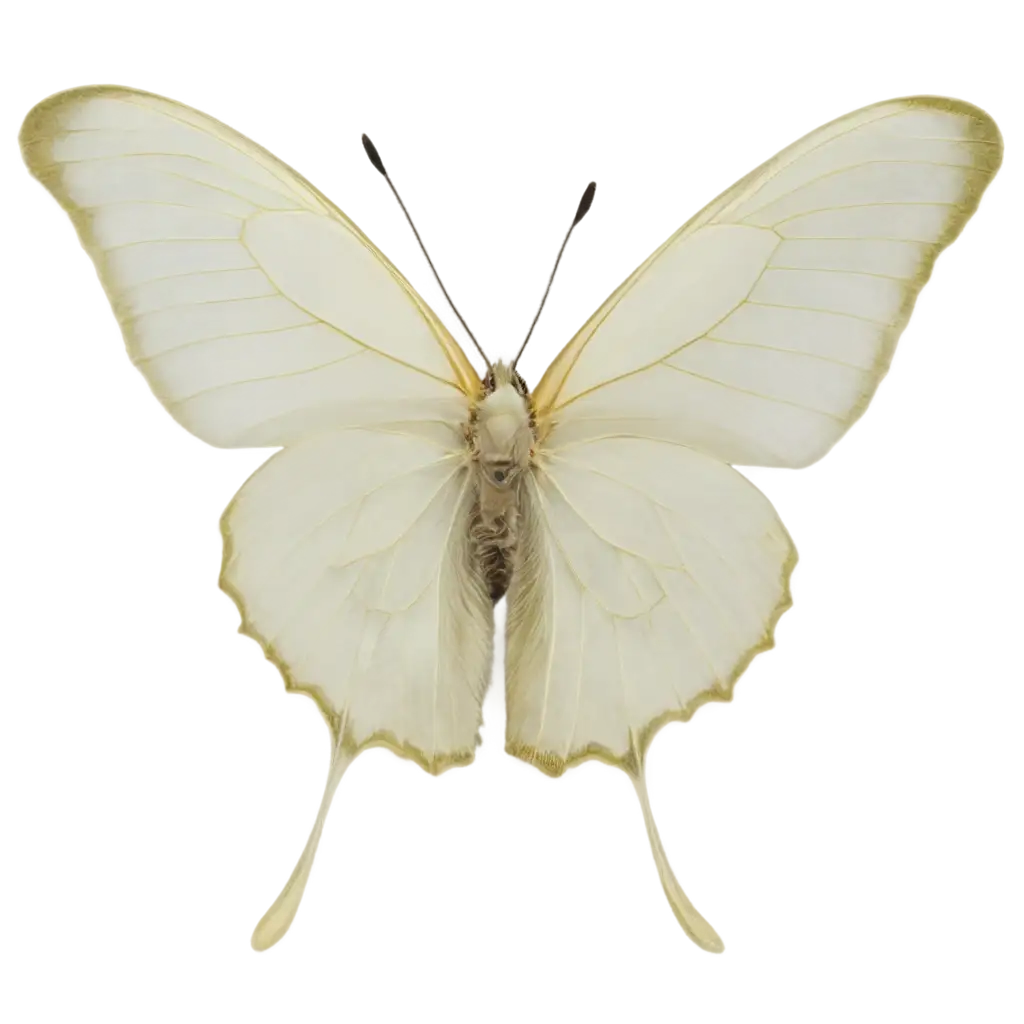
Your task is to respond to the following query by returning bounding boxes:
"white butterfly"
[20,87,1001,953]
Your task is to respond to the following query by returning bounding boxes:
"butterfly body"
[470,361,534,600]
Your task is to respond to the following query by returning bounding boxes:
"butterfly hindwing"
[222,427,492,772]
[506,436,795,775]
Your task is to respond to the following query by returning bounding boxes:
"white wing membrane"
[507,436,795,771]
[221,427,492,947]
[20,87,480,447]
[533,98,1001,467]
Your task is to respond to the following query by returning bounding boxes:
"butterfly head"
[476,361,533,489]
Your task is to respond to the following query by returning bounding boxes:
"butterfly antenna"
[360,131,487,372]
[251,708,352,946]
[630,770,720,950]
[512,177,598,376]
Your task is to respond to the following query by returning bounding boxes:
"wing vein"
[565,587,587,758]
[131,318,317,365]
[773,201,960,228]
[103,235,241,253]
[737,159,989,222]
[744,298,891,326]
[169,348,368,406]
[55,152,299,204]
[534,465,678,576]
[650,505,734,684]
[765,265,914,282]
[116,95,314,203]
[703,334,872,371]
[661,360,847,421]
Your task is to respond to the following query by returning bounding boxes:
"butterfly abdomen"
[471,500,518,602]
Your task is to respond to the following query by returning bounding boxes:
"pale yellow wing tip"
[909,95,1003,155]
[19,86,131,174]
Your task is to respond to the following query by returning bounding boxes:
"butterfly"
[20,87,1001,953]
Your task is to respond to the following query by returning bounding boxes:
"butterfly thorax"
[470,361,534,602]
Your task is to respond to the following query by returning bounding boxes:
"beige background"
[2,9,1024,1024]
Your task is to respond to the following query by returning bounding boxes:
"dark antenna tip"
[362,131,389,183]
[577,176,598,224]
